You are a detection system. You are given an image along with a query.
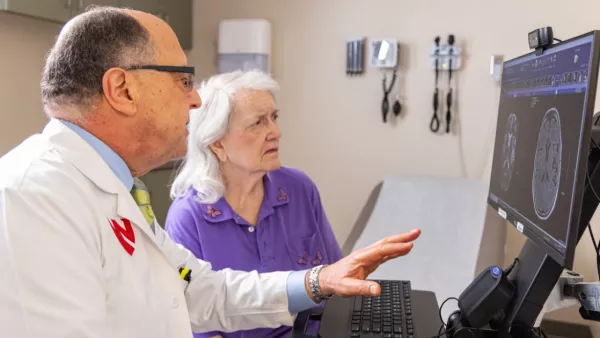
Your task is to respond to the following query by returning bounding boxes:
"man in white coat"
[0,6,422,338]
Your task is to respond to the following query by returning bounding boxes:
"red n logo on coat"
[109,218,136,255]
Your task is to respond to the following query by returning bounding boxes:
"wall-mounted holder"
[430,43,462,71]
[346,37,366,76]
[370,38,399,68]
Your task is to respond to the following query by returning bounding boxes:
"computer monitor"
[488,31,600,271]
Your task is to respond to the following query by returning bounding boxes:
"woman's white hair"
[170,69,280,203]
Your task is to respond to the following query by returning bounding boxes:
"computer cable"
[430,36,441,132]
[433,297,464,338]
[584,167,600,280]
[381,70,397,123]
[586,121,600,279]
[504,257,519,276]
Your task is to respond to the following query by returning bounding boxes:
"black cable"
[429,297,463,338]
[381,70,397,123]
[431,36,441,132]
[553,38,563,43]
[585,128,600,280]
[505,257,520,276]
[585,159,600,280]
[446,34,455,134]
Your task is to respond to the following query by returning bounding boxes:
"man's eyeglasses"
[122,65,196,92]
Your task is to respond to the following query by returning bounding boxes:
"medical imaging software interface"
[489,36,594,255]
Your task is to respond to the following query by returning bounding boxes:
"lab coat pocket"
[287,232,324,269]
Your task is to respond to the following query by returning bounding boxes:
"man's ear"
[102,68,138,116]
[209,141,227,162]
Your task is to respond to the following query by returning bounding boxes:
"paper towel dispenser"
[218,19,271,74]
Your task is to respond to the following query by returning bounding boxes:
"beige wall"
[190,0,600,332]
[0,12,60,155]
[2,0,600,332]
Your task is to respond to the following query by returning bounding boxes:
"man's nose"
[189,89,202,109]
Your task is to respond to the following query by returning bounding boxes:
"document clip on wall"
[370,39,399,68]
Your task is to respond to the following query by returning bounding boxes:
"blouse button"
[248,226,255,233]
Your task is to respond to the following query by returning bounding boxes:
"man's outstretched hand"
[306,229,421,299]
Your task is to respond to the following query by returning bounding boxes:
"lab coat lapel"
[42,119,159,245]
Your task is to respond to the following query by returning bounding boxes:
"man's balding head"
[40,5,201,176]
[41,6,156,115]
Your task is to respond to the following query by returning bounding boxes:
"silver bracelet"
[308,264,331,303]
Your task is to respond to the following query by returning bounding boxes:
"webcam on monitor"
[528,27,554,54]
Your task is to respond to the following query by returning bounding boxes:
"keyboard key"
[351,324,360,332]
[383,334,392,338]
[394,325,402,333]
[372,323,381,333]
[351,333,360,337]
[362,321,370,332]
[383,326,392,333]
[393,335,403,338]
[354,296,362,311]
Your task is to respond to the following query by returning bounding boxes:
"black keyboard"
[348,280,415,338]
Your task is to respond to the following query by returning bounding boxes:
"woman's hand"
[305,229,421,298]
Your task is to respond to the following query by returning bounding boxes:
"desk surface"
[317,290,443,338]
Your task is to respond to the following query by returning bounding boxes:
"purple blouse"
[165,167,344,338]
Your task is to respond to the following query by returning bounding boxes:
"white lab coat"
[0,119,295,338]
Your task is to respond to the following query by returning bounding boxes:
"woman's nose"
[268,121,282,139]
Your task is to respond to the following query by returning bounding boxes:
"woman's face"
[212,89,282,175]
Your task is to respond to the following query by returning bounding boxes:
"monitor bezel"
[487,30,600,270]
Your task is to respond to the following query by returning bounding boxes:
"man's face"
[130,13,201,163]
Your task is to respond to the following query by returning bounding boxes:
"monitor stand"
[447,124,600,338]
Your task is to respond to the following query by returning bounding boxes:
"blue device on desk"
[292,29,600,338]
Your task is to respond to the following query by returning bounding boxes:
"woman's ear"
[209,141,227,162]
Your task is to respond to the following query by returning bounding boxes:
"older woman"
[165,70,344,338]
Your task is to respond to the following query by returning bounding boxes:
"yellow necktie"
[131,178,156,234]
[131,177,192,282]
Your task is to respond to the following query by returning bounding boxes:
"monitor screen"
[488,32,599,267]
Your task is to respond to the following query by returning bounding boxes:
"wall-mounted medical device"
[370,39,399,68]
[430,36,461,71]
[218,19,271,74]
[430,34,461,134]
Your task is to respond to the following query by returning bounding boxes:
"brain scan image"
[501,113,518,191]
[532,108,563,220]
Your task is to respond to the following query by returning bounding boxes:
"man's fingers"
[337,278,381,297]
[355,242,414,263]
[373,229,421,246]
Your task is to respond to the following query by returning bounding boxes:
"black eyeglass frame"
[121,65,196,92]
[123,65,195,75]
